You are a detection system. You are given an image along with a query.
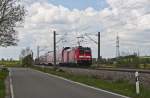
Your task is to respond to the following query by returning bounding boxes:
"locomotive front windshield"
[79,49,84,54]
[79,47,91,54]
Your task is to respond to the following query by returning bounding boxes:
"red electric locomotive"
[36,46,92,66]
[62,46,92,65]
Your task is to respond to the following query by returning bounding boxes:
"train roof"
[63,46,91,50]
[63,47,70,50]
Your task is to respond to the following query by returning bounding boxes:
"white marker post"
[135,71,140,95]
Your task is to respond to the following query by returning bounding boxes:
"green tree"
[22,54,33,67]
[0,0,25,46]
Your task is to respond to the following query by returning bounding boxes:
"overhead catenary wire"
[85,33,98,44]
[39,28,150,59]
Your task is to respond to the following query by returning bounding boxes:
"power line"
[85,32,101,60]
[85,33,98,44]
[76,36,84,46]
[56,33,68,44]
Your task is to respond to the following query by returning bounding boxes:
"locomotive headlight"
[79,56,91,58]
[79,56,84,58]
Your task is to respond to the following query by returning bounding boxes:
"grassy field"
[0,60,21,67]
[0,68,9,98]
[32,66,150,98]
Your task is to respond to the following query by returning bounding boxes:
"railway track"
[95,67,150,73]
[35,64,150,74]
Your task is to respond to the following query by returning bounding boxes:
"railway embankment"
[60,67,150,88]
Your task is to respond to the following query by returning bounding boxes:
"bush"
[0,68,9,80]
[21,54,33,67]
[1,67,8,72]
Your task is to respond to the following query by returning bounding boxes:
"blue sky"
[48,0,108,10]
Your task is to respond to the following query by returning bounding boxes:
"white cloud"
[2,0,150,59]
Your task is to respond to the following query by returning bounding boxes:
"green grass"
[32,66,150,98]
[0,61,21,67]
[0,68,9,98]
